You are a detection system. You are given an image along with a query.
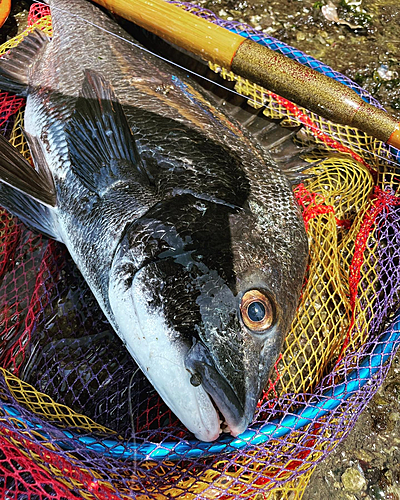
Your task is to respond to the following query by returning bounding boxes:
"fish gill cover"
[0,1,398,499]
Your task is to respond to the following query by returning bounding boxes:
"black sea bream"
[0,0,308,441]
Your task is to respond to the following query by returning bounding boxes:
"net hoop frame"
[3,313,400,461]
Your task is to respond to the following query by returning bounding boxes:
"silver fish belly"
[0,0,308,441]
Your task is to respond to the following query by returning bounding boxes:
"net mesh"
[0,2,399,499]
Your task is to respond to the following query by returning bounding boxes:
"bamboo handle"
[93,0,244,68]
[91,0,400,150]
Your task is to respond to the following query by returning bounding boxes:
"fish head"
[109,192,308,442]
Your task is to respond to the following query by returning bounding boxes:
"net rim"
[4,310,400,461]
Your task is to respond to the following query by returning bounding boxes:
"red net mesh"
[27,2,51,23]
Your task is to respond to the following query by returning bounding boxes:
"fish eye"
[240,290,274,332]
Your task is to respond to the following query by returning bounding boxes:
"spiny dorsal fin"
[0,29,49,95]
[66,70,150,195]
[0,134,59,240]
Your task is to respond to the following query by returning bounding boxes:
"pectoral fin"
[0,133,59,240]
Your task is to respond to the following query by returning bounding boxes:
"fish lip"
[185,340,253,437]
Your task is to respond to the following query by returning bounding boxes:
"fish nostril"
[190,372,202,387]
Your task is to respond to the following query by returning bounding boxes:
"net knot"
[372,185,400,208]
[294,183,350,230]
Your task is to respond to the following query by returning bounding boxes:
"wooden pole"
[0,0,11,28]
[93,0,244,68]
[92,0,400,150]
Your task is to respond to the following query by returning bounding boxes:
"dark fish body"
[0,0,308,441]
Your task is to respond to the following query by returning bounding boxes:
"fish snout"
[185,340,259,437]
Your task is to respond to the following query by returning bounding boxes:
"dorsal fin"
[0,29,49,95]
[66,70,150,195]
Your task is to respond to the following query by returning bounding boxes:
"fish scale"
[0,0,308,441]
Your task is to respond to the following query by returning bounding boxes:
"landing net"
[0,2,399,499]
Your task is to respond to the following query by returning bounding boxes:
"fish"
[0,0,308,442]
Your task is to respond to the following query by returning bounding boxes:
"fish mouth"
[185,340,257,438]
